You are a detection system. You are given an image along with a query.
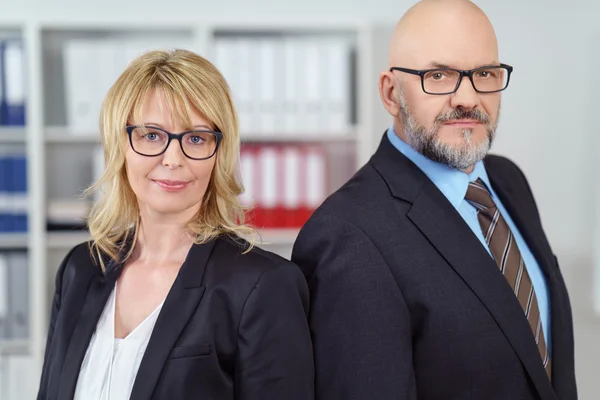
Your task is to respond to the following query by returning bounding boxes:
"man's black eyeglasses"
[389,63,513,95]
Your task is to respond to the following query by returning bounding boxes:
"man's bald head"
[379,0,506,172]
[388,0,498,69]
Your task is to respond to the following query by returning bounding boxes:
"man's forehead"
[392,29,499,70]
[389,0,499,69]
[419,60,501,70]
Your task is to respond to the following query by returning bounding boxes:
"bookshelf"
[0,128,27,144]
[0,17,393,397]
[0,233,28,250]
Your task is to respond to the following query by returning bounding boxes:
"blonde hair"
[84,48,255,271]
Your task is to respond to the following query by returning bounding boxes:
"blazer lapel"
[129,239,216,400]
[485,162,555,277]
[370,133,557,400]
[406,184,557,400]
[57,263,121,399]
[485,159,575,392]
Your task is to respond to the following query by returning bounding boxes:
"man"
[291,0,577,399]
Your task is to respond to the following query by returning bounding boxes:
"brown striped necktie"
[465,178,551,380]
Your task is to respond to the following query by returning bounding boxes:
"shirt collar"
[386,126,492,210]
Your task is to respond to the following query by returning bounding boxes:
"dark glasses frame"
[126,125,223,160]
[389,63,514,95]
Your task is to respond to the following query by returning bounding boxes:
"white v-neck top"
[74,283,165,400]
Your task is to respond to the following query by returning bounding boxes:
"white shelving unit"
[0,17,393,395]
[0,233,28,249]
[0,128,27,144]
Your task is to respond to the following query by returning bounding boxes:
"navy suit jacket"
[292,132,577,400]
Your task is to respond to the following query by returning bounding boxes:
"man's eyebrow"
[426,61,501,70]
[427,61,452,69]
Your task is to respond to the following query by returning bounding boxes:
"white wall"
[0,0,595,263]
[481,2,593,263]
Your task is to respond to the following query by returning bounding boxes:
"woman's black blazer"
[36,235,314,399]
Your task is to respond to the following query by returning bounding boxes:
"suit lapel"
[486,159,576,392]
[57,263,121,399]
[485,162,555,278]
[370,133,557,400]
[407,184,557,400]
[129,239,216,400]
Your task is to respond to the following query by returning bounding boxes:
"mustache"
[435,108,491,125]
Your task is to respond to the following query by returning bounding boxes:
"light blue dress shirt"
[386,127,551,353]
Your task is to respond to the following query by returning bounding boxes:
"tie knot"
[465,178,496,211]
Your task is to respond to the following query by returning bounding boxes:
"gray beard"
[398,93,498,171]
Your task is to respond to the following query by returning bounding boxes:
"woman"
[37,49,314,400]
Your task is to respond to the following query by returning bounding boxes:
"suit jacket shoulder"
[484,154,542,212]
[212,234,306,282]
[56,241,101,299]
[309,162,394,225]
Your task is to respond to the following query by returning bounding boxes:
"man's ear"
[379,71,400,117]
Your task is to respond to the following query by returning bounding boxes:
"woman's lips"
[153,180,190,192]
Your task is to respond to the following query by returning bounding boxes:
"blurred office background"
[0,0,598,398]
